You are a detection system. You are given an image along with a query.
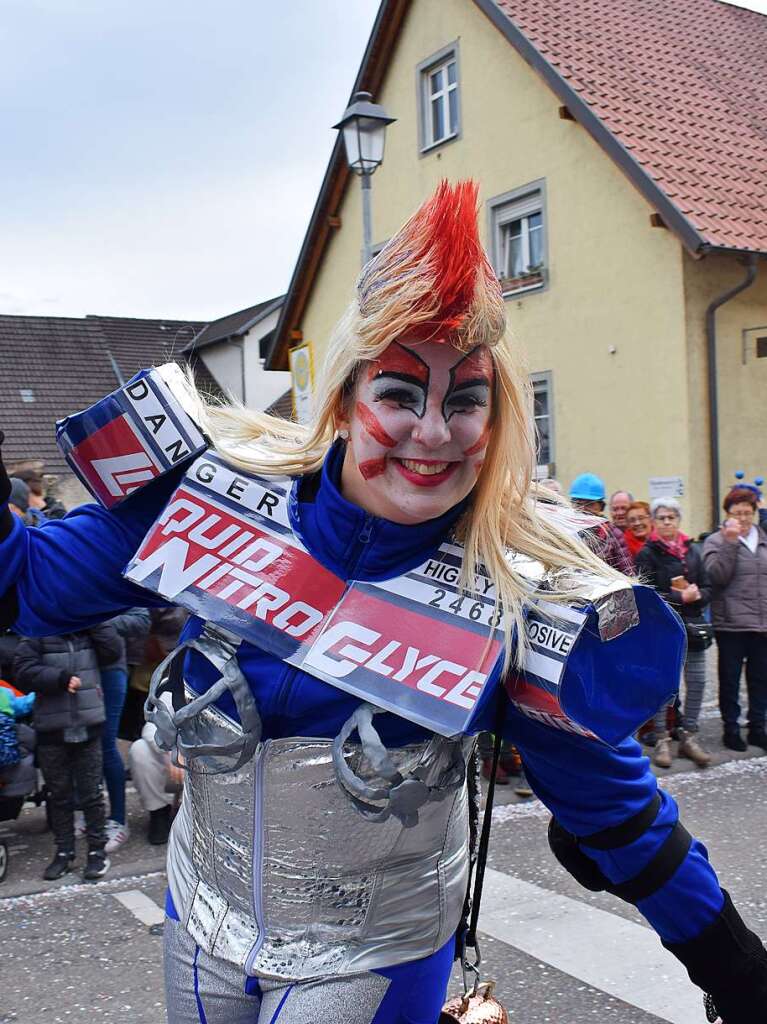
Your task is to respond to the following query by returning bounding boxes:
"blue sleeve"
[0,473,182,636]
[507,705,725,944]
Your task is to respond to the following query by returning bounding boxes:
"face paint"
[359,456,387,480]
[340,339,494,526]
[366,342,430,419]
[463,424,490,457]
[355,402,397,448]
[443,348,494,424]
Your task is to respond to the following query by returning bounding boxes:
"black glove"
[664,890,767,1024]
[0,430,13,540]
[0,430,10,500]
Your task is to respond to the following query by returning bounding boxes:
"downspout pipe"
[705,255,758,529]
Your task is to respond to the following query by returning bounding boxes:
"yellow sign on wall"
[289,342,314,424]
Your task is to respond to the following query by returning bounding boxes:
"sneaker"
[653,736,673,769]
[104,819,130,853]
[83,849,110,881]
[73,811,86,838]
[43,850,75,881]
[747,729,767,752]
[514,774,534,799]
[723,728,747,752]
[147,806,172,846]
[677,730,712,767]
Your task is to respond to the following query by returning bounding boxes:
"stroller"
[0,718,38,883]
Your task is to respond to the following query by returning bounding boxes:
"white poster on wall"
[649,476,685,500]
[289,343,314,425]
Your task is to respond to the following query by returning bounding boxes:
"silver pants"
[164,915,452,1024]
[654,647,708,734]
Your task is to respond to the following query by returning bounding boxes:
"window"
[488,183,547,296]
[531,372,554,473]
[417,45,460,151]
[757,336,767,358]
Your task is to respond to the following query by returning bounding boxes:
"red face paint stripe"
[356,402,397,448]
[359,457,387,480]
[367,343,429,385]
[452,347,494,388]
[463,426,490,457]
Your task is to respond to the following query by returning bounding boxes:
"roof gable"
[268,0,767,370]
[184,295,284,353]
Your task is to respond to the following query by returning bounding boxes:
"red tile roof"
[493,0,767,253]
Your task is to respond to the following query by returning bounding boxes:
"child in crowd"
[14,624,122,880]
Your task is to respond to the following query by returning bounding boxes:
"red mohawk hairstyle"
[356,180,505,354]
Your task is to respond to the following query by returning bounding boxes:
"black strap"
[607,820,692,904]
[466,689,507,948]
[578,793,662,851]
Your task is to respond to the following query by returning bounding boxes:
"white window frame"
[487,181,548,297]
[531,370,554,475]
[416,43,461,153]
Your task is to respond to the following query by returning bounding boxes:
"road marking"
[113,889,165,926]
[491,753,767,823]
[478,869,704,1023]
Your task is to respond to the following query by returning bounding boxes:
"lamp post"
[333,91,395,267]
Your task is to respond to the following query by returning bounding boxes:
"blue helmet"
[569,473,606,502]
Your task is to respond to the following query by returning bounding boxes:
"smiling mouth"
[392,458,459,486]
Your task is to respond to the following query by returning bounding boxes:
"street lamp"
[333,91,395,266]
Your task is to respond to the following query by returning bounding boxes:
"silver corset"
[166,722,471,980]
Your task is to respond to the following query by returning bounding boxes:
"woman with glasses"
[636,499,712,768]
[624,500,652,564]
[703,487,767,753]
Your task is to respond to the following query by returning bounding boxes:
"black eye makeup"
[371,374,427,417]
[442,380,491,420]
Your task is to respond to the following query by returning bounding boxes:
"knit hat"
[8,477,29,512]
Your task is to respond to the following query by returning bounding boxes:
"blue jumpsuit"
[0,444,727,1023]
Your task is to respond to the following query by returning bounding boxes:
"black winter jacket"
[13,625,121,742]
[108,607,151,668]
[636,537,711,621]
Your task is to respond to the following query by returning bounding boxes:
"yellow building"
[267,0,767,535]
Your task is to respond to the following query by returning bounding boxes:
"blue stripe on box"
[55,392,127,450]
[145,373,199,451]
[114,387,189,469]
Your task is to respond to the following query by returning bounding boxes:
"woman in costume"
[0,182,764,1023]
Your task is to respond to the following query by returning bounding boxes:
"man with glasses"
[704,488,767,753]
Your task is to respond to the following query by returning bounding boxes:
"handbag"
[440,695,510,1024]
[684,616,714,652]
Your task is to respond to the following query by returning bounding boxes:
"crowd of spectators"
[553,472,767,771]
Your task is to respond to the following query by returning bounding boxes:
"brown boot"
[653,735,673,769]
[677,730,712,767]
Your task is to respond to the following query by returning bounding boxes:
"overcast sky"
[2,0,765,323]
[0,0,380,321]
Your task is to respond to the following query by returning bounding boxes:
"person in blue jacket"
[0,181,765,1024]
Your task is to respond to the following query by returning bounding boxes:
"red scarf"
[650,529,689,562]
[625,531,648,561]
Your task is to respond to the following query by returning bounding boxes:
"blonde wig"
[184,181,625,670]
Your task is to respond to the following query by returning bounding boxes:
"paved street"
[1,676,765,1023]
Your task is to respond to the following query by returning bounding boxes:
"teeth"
[400,459,450,475]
